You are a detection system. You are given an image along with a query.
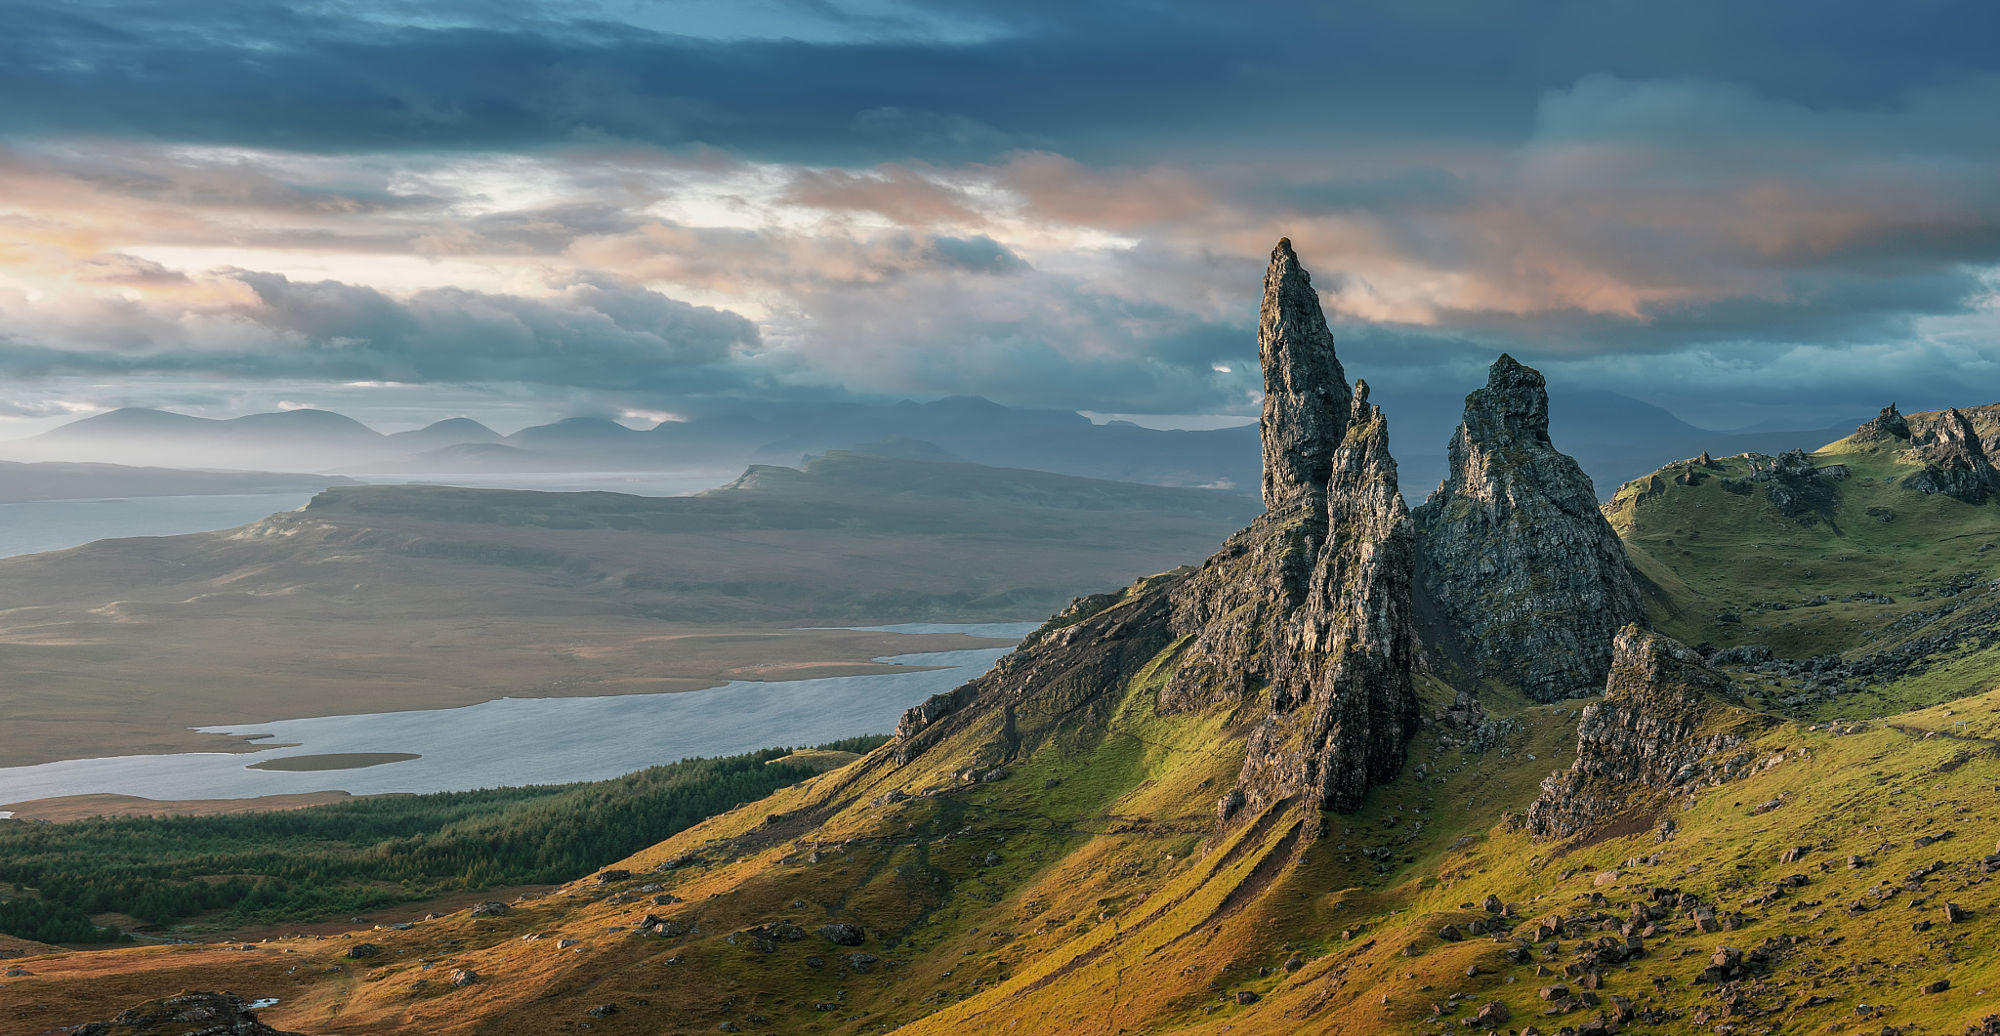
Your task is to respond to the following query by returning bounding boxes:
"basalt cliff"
[898,243,1422,848]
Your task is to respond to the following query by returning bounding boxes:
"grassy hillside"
[1606,428,2000,720]
[16,417,2000,1035]
[0,452,1256,766]
[18,594,2000,1034]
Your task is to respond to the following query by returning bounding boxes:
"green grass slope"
[1606,436,2000,721]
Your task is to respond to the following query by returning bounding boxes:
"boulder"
[818,923,867,946]
[73,992,304,1036]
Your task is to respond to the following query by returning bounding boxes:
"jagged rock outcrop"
[74,991,304,1036]
[1231,384,1420,820]
[1412,355,1643,701]
[1164,242,1418,818]
[1744,448,1846,521]
[1845,402,1998,503]
[1159,244,1357,711]
[1855,403,1912,443]
[1526,626,1771,839]
[892,579,1181,768]
[1915,403,2000,455]
[897,240,1418,826]
[1904,408,1999,504]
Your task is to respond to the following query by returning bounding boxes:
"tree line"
[0,737,886,941]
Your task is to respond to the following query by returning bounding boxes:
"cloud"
[8,1,1996,163]
[781,164,986,225]
[76,253,191,286]
[565,222,1029,293]
[3,2,2000,432]
[993,152,1210,233]
[0,270,764,394]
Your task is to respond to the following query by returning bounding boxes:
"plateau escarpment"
[1414,354,1644,701]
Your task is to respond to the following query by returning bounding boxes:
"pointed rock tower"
[1258,238,1353,510]
[1163,240,1353,706]
[1413,354,1643,701]
[898,240,1418,829]
[1854,402,1912,443]
[1166,240,1418,820]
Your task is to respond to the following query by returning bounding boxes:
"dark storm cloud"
[5,0,1996,162]
[4,0,2000,431]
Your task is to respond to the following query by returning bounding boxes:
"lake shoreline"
[0,623,1035,813]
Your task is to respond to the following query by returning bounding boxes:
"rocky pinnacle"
[1855,402,1911,442]
[1259,238,1352,510]
[1172,244,1416,823]
[903,241,1417,836]
[1413,354,1644,701]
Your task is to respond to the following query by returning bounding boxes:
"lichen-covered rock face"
[1526,626,1768,840]
[899,240,1418,828]
[1412,354,1643,702]
[1904,407,1999,504]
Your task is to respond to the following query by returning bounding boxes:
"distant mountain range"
[3,394,1860,499]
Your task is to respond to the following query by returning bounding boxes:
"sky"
[1,0,1997,435]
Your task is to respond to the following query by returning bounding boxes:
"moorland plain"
[0,451,1256,769]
